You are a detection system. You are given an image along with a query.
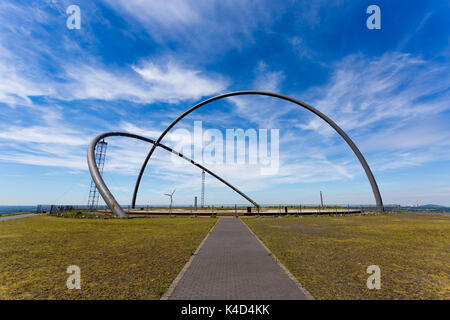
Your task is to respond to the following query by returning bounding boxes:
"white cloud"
[0,105,91,170]
[106,0,201,27]
[120,122,162,139]
[253,61,285,92]
[289,37,314,60]
[226,61,295,128]
[0,106,88,146]
[0,51,226,106]
[0,126,86,146]
[61,60,225,104]
[300,52,450,135]
[101,0,282,50]
[120,122,196,148]
[0,152,86,170]
[0,55,53,107]
[59,65,150,103]
[132,60,227,103]
[286,51,450,174]
[361,123,450,152]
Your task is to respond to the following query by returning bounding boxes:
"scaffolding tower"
[87,140,108,210]
[201,169,205,208]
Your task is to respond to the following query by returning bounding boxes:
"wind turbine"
[164,189,176,215]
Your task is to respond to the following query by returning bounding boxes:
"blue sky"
[0,0,449,206]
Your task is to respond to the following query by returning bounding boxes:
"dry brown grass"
[0,215,216,299]
[243,213,450,299]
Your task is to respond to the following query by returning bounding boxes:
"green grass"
[0,215,216,299]
[243,213,450,300]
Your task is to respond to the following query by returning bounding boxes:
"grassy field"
[243,213,450,300]
[0,215,216,299]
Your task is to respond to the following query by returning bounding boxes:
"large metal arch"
[132,91,384,211]
[87,131,260,218]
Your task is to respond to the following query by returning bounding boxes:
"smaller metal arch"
[87,131,260,218]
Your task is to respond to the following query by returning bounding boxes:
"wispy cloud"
[101,0,284,51]
[0,2,227,107]
[253,61,285,92]
[13,59,224,106]
[0,125,86,146]
[131,60,227,103]
[293,51,450,173]
[0,48,54,107]
[0,51,227,106]
[300,52,450,135]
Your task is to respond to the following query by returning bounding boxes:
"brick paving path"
[169,217,310,300]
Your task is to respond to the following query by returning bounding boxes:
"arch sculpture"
[87,131,260,218]
[131,91,384,212]
[88,91,384,218]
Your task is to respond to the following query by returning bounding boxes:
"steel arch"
[132,91,384,211]
[87,131,260,218]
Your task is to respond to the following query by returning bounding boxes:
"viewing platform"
[96,207,363,217]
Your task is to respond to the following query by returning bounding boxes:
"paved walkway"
[0,213,40,221]
[169,217,310,300]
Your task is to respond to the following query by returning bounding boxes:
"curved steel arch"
[132,91,384,211]
[87,131,260,218]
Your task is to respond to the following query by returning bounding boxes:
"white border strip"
[239,218,315,300]
[160,218,219,300]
